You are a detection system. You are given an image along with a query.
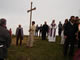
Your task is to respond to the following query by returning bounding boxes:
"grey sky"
[0,0,80,35]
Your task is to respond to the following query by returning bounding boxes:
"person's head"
[19,24,21,27]
[70,16,75,20]
[44,21,47,24]
[64,19,68,24]
[32,21,35,25]
[70,16,75,23]
[0,18,6,28]
[10,28,12,30]
[73,16,79,24]
[76,16,79,20]
[52,20,55,24]
[59,21,61,24]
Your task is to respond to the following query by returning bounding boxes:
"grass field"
[7,36,74,60]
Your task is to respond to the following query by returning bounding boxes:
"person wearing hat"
[0,18,11,60]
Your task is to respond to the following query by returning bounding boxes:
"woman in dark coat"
[0,18,11,60]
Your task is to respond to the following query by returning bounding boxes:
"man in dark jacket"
[58,21,63,36]
[64,16,76,56]
[42,21,49,40]
[16,24,23,46]
[0,18,11,60]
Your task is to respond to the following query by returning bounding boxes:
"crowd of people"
[0,16,80,60]
[58,16,80,59]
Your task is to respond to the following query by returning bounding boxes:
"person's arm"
[6,30,11,48]
[21,28,24,40]
[16,28,18,36]
[64,24,68,39]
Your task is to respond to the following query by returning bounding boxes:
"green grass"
[7,36,72,60]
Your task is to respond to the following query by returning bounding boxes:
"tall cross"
[27,2,36,29]
[27,2,36,47]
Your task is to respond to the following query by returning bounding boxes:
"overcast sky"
[0,0,80,35]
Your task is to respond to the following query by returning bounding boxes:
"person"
[27,21,36,48]
[58,21,63,36]
[60,19,68,44]
[48,20,57,42]
[39,24,43,37]
[60,26,64,44]
[63,19,68,28]
[0,18,11,60]
[9,28,12,37]
[16,24,23,46]
[77,18,80,48]
[35,24,39,36]
[42,21,49,40]
[64,16,76,56]
[73,17,80,60]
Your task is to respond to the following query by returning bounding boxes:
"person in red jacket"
[9,28,12,37]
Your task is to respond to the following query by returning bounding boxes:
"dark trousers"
[42,32,46,40]
[16,35,23,46]
[0,58,4,60]
[64,38,75,56]
[58,29,62,36]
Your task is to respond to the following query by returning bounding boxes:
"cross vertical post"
[27,2,36,29]
[29,2,32,29]
[27,2,36,47]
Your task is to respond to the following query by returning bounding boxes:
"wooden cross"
[27,2,36,29]
[27,2,36,47]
